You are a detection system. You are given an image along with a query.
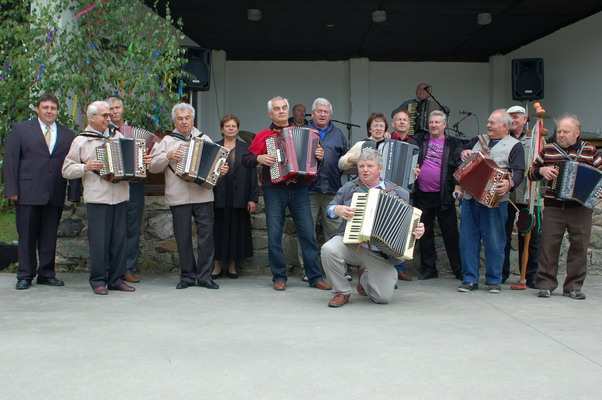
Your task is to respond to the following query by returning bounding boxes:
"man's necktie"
[44,124,52,150]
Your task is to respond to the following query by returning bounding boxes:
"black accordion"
[265,127,319,183]
[119,125,159,153]
[96,137,147,181]
[343,188,422,260]
[547,160,602,208]
[362,140,419,190]
[174,137,229,187]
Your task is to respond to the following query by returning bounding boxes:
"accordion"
[453,151,509,207]
[343,188,422,261]
[407,101,417,135]
[547,160,602,208]
[266,127,319,183]
[174,137,229,187]
[379,140,419,191]
[119,125,159,153]
[96,137,147,181]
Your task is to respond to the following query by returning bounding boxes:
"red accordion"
[265,127,320,183]
[453,151,509,207]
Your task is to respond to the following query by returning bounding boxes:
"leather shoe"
[328,293,350,308]
[397,271,412,281]
[197,279,219,289]
[226,271,239,279]
[312,279,332,290]
[37,277,65,286]
[16,280,31,290]
[273,279,286,291]
[419,271,439,280]
[93,286,108,295]
[176,280,194,289]
[124,272,141,283]
[109,282,136,292]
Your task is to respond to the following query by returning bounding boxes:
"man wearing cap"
[502,105,541,287]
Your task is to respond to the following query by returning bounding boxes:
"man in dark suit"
[3,93,75,290]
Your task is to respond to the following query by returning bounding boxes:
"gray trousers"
[86,202,127,289]
[126,182,145,273]
[170,202,214,283]
[321,236,397,304]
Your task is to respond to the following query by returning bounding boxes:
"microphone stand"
[452,114,471,135]
[331,118,360,144]
[424,87,449,116]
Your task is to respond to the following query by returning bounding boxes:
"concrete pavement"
[1,272,601,400]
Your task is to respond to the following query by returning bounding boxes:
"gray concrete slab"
[1,272,601,400]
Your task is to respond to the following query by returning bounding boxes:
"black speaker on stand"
[512,58,544,101]
[182,47,211,92]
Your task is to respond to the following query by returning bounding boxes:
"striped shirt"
[528,139,602,201]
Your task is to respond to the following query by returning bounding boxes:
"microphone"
[108,121,119,130]
[459,110,473,116]
[305,113,312,117]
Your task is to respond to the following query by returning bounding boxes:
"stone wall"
[54,198,602,276]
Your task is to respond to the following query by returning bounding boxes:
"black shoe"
[176,280,194,289]
[457,282,479,292]
[563,289,586,300]
[537,289,551,298]
[419,271,439,280]
[197,279,219,289]
[16,280,31,290]
[226,271,239,279]
[36,277,65,286]
[211,271,222,280]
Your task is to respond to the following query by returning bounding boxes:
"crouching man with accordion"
[529,115,602,300]
[149,103,229,290]
[62,101,148,295]
[322,148,425,308]
[456,109,525,294]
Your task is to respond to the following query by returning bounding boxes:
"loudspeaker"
[512,58,544,101]
[182,47,211,91]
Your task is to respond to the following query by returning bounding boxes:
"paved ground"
[1,272,601,400]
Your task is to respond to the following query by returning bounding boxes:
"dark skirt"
[214,207,253,263]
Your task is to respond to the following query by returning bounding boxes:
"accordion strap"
[80,131,108,140]
[552,141,584,161]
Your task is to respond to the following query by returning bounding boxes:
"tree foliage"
[0,0,187,141]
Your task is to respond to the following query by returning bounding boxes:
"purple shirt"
[418,135,445,192]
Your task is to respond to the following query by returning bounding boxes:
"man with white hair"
[149,102,228,290]
[242,96,331,291]
[308,97,348,242]
[321,148,425,307]
[502,105,541,286]
[62,101,142,295]
[457,109,525,294]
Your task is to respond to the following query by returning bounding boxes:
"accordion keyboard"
[343,192,369,244]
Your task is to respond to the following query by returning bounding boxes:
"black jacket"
[214,139,258,208]
[414,130,463,208]
[3,118,75,206]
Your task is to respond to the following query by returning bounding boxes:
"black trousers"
[16,204,63,280]
[126,182,145,273]
[171,202,214,283]
[502,205,541,285]
[414,191,461,277]
[86,202,127,288]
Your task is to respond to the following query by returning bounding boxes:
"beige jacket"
[62,126,129,205]
[149,127,214,206]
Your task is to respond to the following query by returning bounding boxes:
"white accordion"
[343,188,422,260]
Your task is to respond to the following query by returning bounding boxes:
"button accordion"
[453,151,509,207]
[96,137,147,181]
[265,127,319,183]
[119,125,159,153]
[174,137,229,187]
[360,140,419,190]
[343,188,422,261]
[547,160,602,208]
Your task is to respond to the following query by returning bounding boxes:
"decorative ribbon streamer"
[35,64,46,82]
[74,2,97,19]
[71,95,78,123]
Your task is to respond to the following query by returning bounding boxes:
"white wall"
[504,11,602,134]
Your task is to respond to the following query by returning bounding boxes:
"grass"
[0,209,17,243]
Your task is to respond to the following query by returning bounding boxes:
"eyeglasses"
[97,113,111,118]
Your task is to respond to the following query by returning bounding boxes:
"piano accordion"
[453,151,509,207]
[174,137,229,187]
[548,160,602,208]
[96,137,147,181]
[343,188,422,261]
[265,127,319,183]
[119,125,159,153]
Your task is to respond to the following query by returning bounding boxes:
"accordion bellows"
[266,127,319,183]
[343,188,422,261]
[96,137,147,181]
[548,160,602,208]
[363,140,419,190]
[454,152,509,207]
[174,137,229,187]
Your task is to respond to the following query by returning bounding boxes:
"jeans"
[263,185,323,285]
[459,199,508,285]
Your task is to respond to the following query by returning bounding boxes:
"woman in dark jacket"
[212,114,259,278]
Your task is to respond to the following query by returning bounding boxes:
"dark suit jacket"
[3,118,75,206]
[214,139,258,209]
